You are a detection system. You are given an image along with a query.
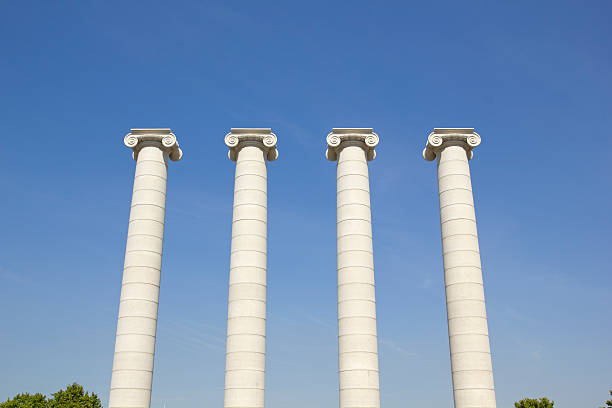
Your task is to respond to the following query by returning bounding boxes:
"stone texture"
[327,128,380,408]
[224,129,277,408]
[424,128,496,408]
[109,129,182,408]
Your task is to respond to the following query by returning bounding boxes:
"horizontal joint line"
[230,282,267,288]
[133,188,166,195]
[338,299,376,304]
[233,218,266,224]
[438,173,471,180]
[338,249,373,255]
[230,266,266,271]
[121,281,159,288]
[443,249,480,255]
[337,203,371,209]
[123,266,161,271]
[129,219,164,225]
[226,351,266,355]
[442,233,478,239]
[113,351,154,355]
[227,334,266,338]
[120,298,159,304]
[339,350,378,355]
[337,188,370,194]
[115,333,156,338]
[451,350,491,355]
[231,249,266,255]
[445,265,482,271]
[338,266,374,271]
[225,368,265,373]
[441,217,477,224]
[127,233,163,239]
[112,368,153,373]
[338,233,372,239]
[228,298,266,304]
[234,188,267,194]
[228,316,266,320]
[131,203,165,210]
[135,173,166,180]
[234,203,267,209]
[440,202,474,210]
[446,298,485,304]
[338,334,378,338]
[232,233,267,239]
[121,281,160,288]
[338,218,371,223]
[126,249,162,255]
[235,173,266,180]
[439,187,472,194]
[118,315,157,320]
[447,315,486,320]
[337,173,369,180]
[445,281,483,288]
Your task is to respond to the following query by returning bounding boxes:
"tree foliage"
[1,384,101,408]
[0,393,47,408]
[514,397,554,408]
[48,384,101,408]
[601,389,612,408]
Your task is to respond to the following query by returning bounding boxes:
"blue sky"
[1,1,611,407]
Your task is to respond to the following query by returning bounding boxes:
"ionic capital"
[423,128,481,161]
[326,128,379,162]
[124,129,182,161]
[225,128,278,162]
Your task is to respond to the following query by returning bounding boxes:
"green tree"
[601,389,612,408]
[0,393,48,408]
[514,397,554,408]
[48,383,101,408]
[0,384,101,408]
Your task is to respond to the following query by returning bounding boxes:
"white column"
[326,129,380,408]
[423,128,496,408]
[109,129,182,408]
[224,129,278,408]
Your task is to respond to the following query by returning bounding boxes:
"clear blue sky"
[1,1,610,407]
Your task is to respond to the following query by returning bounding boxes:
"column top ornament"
[225,128,279,162]
[326,128,379,162]
[423,128,481,161]
[124,129,182,161]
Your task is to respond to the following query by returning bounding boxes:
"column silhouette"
[109,129,182,408]
[224,129,278,408]
[423,128,496,408]
[327,128,381,408]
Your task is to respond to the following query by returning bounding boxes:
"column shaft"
[109,144,168,408]
[336,143,380,408]
[225,144,268,408]
[437,144,496,408]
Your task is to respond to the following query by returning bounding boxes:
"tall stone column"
[423,128,496,408]
[326,129,380,408]
[224,129,278,408]
[109,129,182,408]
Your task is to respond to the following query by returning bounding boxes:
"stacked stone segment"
[224,129,278,408]
[327,128,381,408]
[424,128,496,408]
[109,129,182,408]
